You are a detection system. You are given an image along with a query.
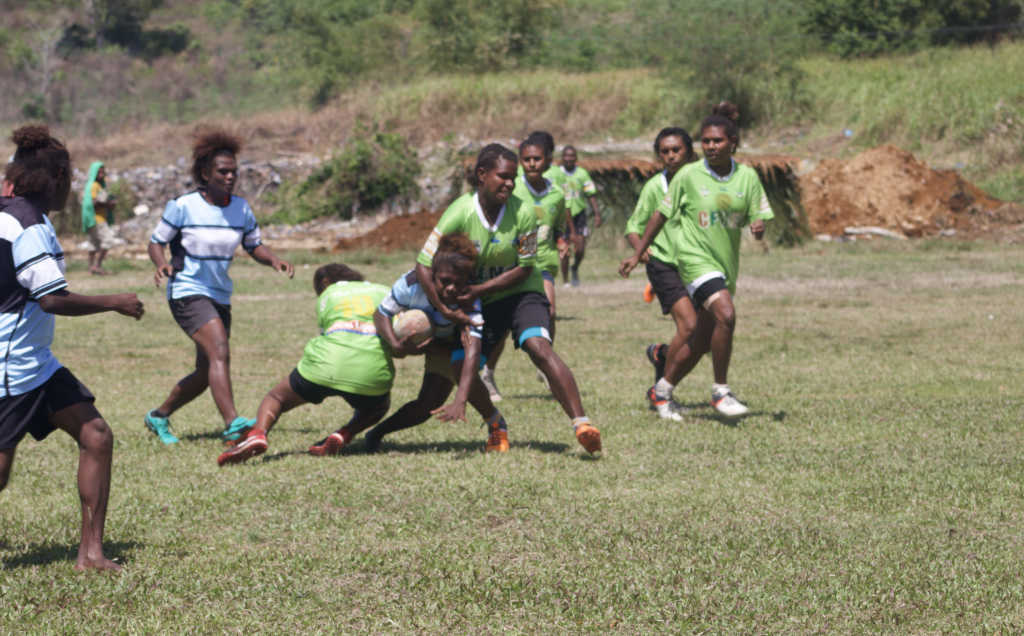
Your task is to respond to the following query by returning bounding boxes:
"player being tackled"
[218,263,406,466]
[365,231,509,453]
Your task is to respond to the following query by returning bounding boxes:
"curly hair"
[191,126,243,187]
[466,143,518,188]
[3,124,72,198]
[433,232,477,280]
[700,101,740,139]
[314,263,365,296]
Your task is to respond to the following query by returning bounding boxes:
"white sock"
[655,378,674,399]
[712,383,729,394]
[572,416,590,431]
[482,367,494,379]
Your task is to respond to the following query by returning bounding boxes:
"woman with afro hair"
[0,125,145,571]
[146,127,294,445]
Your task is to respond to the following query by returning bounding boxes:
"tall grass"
[801,42,1024,150]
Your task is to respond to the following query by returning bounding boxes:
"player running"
[619,102,774,418]
[624,127,699,421]
[559,146,602,288]
[0,125,145,571]
[145,128,294,446]
[485,131,569,399]
[415,144,602,455]
[218,264,395,465]
[364,232,508,452]
[483,136,575,393]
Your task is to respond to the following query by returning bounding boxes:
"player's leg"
[0,447,14,493]
[146,341,209,445]
[535,273,558,390]
[704,290,747,417]
[189,318,239,426]
[218,373,308,466]
[481,330,507,402]
[450,353,508,452]
[49,401,120,571]
[363,372,454,453]
[651,306,714,414]
[309,392,391,457]
[507,291,600,454]
[570,216,586,286]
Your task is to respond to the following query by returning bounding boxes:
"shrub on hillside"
[294,127,421,220]
[804,0,1023,58]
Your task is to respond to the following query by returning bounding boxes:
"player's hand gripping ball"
[393,309,435,344]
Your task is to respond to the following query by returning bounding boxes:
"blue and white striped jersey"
[378,270,483,339]
[150,192,261,304]
[0,197,67,396]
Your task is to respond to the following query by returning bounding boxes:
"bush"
[294,127,420,219]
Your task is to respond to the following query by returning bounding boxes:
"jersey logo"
[421,228,442,259]
[715,193,733,212]
[490,237,501,244]
[326,320,378,337]
[471,239,482,253]
[516,231,538,257]
[699,186,710,197]
[736,191,745,198]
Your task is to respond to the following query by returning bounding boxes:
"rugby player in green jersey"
[217,264,410,465]
[559,146,602,287]
[485,136,575,394]
[416,144,601,455]
[624,127,699,421]
[619,103,774,418]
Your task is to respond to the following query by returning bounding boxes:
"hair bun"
[712,101,740,122]
[11,124,54,152]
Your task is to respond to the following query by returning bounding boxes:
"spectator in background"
[81,161,116,276]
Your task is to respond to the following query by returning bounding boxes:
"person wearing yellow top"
[81,163,116,275]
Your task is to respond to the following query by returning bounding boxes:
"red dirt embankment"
[802,144,1024,238]
[335,210,443,252]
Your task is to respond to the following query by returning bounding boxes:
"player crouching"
[218,264,397,466]
[366,232,509,453]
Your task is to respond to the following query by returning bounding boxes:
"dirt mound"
[802,144,1024,237]
[335,210,443,252]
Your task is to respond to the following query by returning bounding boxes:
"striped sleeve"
[242,202,262,252]
[151,199,183,244]
[13,225,67,299]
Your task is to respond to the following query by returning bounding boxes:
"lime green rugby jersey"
[297,281,395,396]
[517,164,566,189]
[560,165,597,217]
[657,160,774,293]
[625,163,694,266]
[513,176,567,276]
[417,192,545,305]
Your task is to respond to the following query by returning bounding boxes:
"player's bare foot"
[76,555,123,572]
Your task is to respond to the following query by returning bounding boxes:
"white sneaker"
[536,369,551,390]
[646,387,684,421]
[712,387,748,418]
[570,267,580,287]
[481,370,502,402]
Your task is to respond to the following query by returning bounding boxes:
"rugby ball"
[393,309,434,343]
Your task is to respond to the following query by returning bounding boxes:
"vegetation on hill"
[1,0,1023,211]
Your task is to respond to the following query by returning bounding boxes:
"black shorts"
[288,368,389,410]
[645,257,688,315]
[169,295,232,338]
[480,291,551,357]
[572,213,590,239]
[690,276,729,310]
[0,368,95,450]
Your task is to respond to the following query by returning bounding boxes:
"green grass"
[3,241,1024,633]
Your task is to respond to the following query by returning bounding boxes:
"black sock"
[153,409,168,419]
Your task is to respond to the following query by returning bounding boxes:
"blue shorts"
[541,269,555,283]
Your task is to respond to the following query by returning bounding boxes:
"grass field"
[2,241,1024,634]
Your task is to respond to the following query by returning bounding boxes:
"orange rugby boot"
[574,422,602,455]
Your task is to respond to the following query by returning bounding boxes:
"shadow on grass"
[686,410,784,427]
[354,439,570,456]
[506,391,589,402]
[1,540,142,570]
[179,430,225,442]
[555,315,583,322]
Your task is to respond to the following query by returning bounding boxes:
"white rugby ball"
[393,309,434,343]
